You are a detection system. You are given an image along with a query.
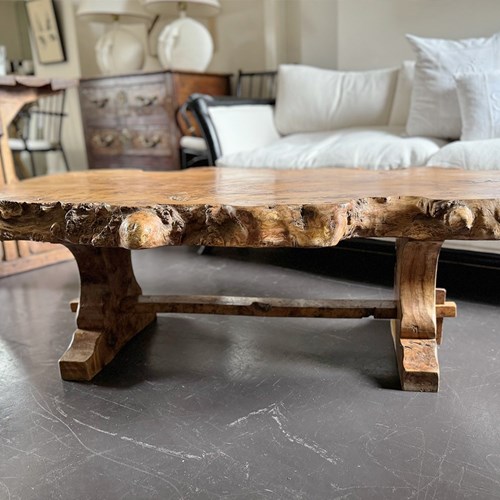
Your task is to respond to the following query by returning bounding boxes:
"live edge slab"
[4,167,500,391]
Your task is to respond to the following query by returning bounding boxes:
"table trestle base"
[61,241,456,391]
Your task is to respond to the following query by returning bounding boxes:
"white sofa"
[201,31,500,172]
[209,62,500,172]
[189,34,500,255]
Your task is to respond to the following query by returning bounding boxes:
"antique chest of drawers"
[79,70,231,171]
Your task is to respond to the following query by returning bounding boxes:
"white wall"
[211,0,338,72]
[279,0,500,71]
[287,0,338,69]
[337,0,500,70]
[206,0,268,73]
[0,1,31,63]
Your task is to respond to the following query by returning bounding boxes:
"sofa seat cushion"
[216,126,446,170]
[8,138,59,151]
[426,139,500,170]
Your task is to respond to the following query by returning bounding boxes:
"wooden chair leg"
[28,151,36,177]
[58,245,156,381]
[60,147,70,172]
[391,238,443,392]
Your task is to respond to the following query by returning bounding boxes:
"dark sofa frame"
[186,93,275,166]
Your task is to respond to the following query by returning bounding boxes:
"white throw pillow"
[208,104,280,156]
[388,61,415,126]
[406,33,500,140]
[426,139,500,170]
[274,64,398,135]
[455,71,500,140]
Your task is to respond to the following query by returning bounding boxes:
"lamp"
[142,0,220,72]
[77,0,154,75]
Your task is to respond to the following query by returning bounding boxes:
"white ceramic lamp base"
[157,16,213,71]
[95,27,145,75]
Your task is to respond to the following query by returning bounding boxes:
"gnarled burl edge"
[0,167,499,249]
[0,193,498,250]
[3,167,495,389]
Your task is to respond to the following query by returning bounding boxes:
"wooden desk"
[0,75,76,277]
[6,166,498,391]
[79,70,231,171]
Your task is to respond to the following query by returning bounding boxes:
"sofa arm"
[187,94,277,165]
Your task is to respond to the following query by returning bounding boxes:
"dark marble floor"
[1,246,499,499]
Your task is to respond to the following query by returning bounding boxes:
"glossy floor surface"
[1,246,500,499]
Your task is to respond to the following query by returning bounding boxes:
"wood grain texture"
[392,239,443,392]
[58,245,156,381]
[172,71,231,136]
[124,296,399,318]
[2,167,500,249]
[69,295,456,319]
[390,330,440,393]
[125,296,457,321]
[435,288,446,345]
[79,71,230,171]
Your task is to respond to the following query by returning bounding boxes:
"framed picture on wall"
[26,0,65,64]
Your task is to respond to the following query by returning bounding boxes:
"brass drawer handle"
[116,90,128,106]
[90,98,109,109]
[92,133,116,148]
[136,95,158,107]
[137,134,161,148]
[120,128,132,144]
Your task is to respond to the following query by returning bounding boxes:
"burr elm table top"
[1,167,500,250]
[1,166,500,206]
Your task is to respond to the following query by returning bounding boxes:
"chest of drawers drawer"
[79,70,231,171]
[87,126,173,157]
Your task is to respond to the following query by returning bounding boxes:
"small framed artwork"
[26,0,65,64]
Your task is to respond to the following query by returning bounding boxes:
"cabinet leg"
[392,239,443,392]
[59,245,156,381]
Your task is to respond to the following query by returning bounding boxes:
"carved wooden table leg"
[392,238,443,392]
[59,245,156,381]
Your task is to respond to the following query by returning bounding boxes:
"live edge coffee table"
[3,166,500,392]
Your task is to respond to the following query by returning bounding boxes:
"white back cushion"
[208,104,280,156]
[388,61,415,126]
[406,33,500,140]
[274,64,398,135]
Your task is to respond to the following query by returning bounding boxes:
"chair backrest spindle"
[235,70,277,99]
[8,90,69,177]
[179,69,278,169]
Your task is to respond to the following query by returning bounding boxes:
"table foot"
[59,245,156,381]
[391,322,439,391]
[393,238,443,392]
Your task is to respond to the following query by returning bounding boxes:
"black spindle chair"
[9,90,69,177]
[178,69,277,169]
